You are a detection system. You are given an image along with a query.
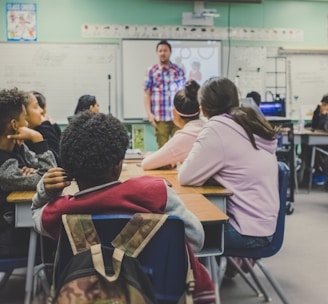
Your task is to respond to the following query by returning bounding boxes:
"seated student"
[23,91,62,166]
[141,80,205,170]
[309,94,328,185]
[74,94,100,115]
[311,94,328,131]
[32,112,215,303]
[0,88,57,258]
[32,91,62,138]
[178,77,280,252]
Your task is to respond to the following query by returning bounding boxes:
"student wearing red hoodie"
[32,111,215,303]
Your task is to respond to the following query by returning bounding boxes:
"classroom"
[0,0,328,303]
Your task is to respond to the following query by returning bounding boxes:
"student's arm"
[141,133,185,170]
[164,185,204,252]
[1,127,57,191]
[32,168,71,210]
[32,168,71,237]
[178,123,224,186]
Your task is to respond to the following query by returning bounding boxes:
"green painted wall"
[1,0,327,151]
[1,0,328,46]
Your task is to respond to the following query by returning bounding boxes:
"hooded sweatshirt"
[178,115,279,237]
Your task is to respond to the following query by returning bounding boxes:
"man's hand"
[43,167,71,195]
[147,113,157,128]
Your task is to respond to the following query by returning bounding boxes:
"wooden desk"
[121,162,233,196]
[7,191,228,225]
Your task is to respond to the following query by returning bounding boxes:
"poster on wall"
[6,3,37,41]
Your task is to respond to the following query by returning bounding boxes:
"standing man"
[144,40,186,148]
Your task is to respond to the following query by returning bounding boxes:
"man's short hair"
[60,112,129,182]
[156,40,171,52]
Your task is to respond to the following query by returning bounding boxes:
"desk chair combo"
[54,214,193,304]
[222,161,290,304]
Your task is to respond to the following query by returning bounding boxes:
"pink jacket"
[178,115,279,237]
[141,119,205,170]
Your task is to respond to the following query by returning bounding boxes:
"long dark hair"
[74,95,97,115]
[199,77,278,149]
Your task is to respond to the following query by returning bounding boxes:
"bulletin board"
[0,43,117,124]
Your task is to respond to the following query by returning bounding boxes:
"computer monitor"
[259,100,286,117]
[240,97,265,117]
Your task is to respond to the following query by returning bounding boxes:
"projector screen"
[121,39,222,120]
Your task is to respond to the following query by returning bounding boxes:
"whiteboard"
[0,43,116,124]
[223,46,267,99]
[121,39,222,120]
[288,55,328,119]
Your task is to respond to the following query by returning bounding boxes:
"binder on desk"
[124,149,143,160]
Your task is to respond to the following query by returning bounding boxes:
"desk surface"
[121,163,233,196]
[7,191,228,224]
[295,128,328,136]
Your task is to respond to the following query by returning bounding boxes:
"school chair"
[54,214,191,304]
[222,161,290,304]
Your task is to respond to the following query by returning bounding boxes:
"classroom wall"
[1,0,328,151]
[1,0,328,47]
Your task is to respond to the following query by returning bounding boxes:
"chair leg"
[256,260,290,304]
[0,271,13,290]
[242,258,271,302]
[227,257,262,297]
[216,256,227,286]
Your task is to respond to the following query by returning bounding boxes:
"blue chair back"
[0,257,27,271]
[224,161,290,258]
[55,214,188,304]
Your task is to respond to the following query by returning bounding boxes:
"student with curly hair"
[32,112,215,303]
[142,80,204,170]
[0,88,56,257]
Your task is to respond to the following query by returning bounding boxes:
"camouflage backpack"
[49,213,194,304]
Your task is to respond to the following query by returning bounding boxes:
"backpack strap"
[111,213,168,257]
[177,247,195,304]
[91,244,124,282]
[62,214,100,255]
